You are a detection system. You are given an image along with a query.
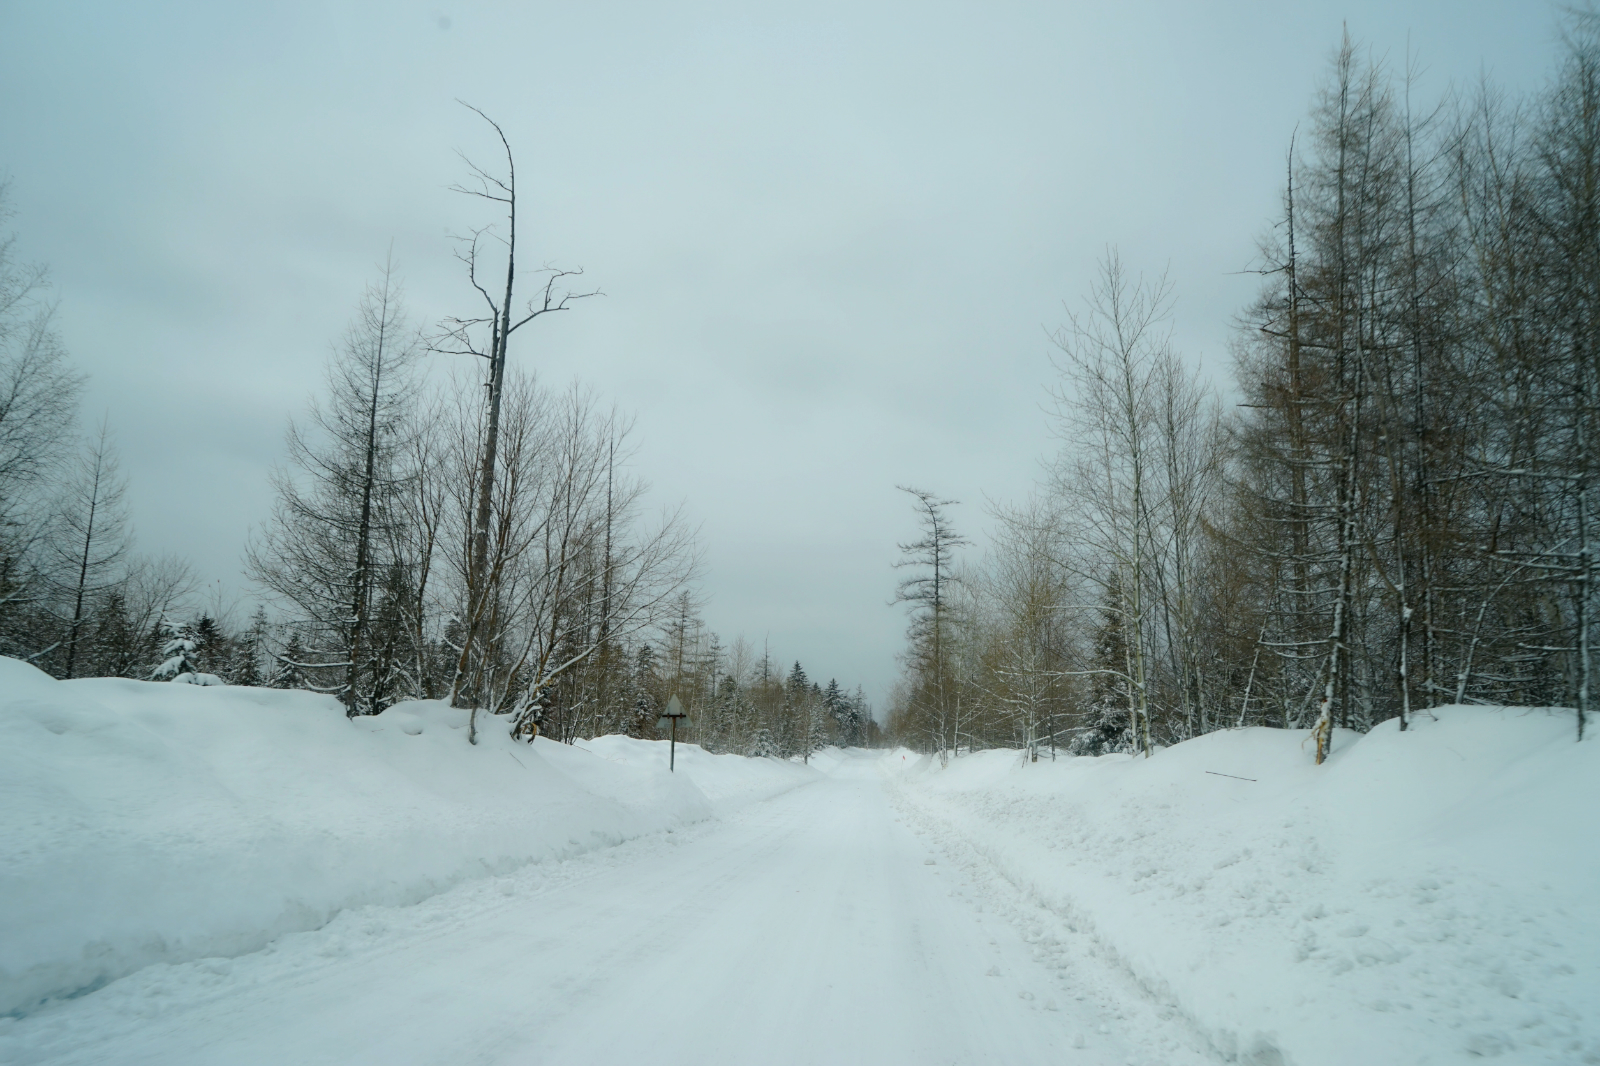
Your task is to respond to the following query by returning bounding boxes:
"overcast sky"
[0,1,1559,707]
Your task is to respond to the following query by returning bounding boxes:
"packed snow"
[2,657,1594,1064]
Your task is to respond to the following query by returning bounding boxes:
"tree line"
[889,17,1600,760]
[0,110,872,756]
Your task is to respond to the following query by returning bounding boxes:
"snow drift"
[0,657,814,1017]
[889,709,1599,1066]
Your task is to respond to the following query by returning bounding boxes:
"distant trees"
[224,106,864,752]
[0,121,869,761]
[575,622,880,758]
[0,183,195,678]
[889,15,1600,755]
[822,678,870,747]
[592,624,874,757]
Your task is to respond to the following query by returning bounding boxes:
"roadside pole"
[659,694,688,772]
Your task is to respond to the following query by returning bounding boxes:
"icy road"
[7,751,1206,1066]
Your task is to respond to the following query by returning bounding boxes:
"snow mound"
[891,708,1599,1066]
[0,658,803,1017]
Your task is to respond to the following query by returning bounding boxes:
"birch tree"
[1047,251,1171,757]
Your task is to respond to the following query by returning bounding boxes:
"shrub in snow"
[171,670,225,686]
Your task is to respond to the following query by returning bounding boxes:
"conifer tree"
[247,262,420,716]
[52,417,130,678]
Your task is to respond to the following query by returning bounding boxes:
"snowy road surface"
[5,752,1206,1066]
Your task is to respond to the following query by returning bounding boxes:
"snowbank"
[889,709,1599,1066]
[0,658,804,1017]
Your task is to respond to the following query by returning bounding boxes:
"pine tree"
[1074,576,1133,755]
[87,588,139,678]
[751,725,779,758]
[228,606,270,687]
[151,619,221,684]
[246,262,420,716]
[271,632,311,690]
[192,614,225,666]
[630,643,660,737]
[823,677,854,744]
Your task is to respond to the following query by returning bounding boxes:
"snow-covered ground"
[888,709,1599,1066]
[3,658,1201,1066]
[2,657,1594,1065]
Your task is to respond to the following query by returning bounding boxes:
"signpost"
[659,694,688,772]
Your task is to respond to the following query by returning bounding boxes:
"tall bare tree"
[434,103,598,715]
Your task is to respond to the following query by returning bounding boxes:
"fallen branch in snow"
[1204,771,1257,781]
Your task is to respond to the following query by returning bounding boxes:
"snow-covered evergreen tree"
[270,632,311,690]
[151,619,222,685]
[227,607,270,687]
[1072,582,1132,755]
[750,725,779,758]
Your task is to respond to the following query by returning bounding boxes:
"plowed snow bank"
[0,657,814,1016]
[890,710,1598,1066]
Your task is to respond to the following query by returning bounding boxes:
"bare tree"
[0,180,83,646]
[428,371,696,743]
[981,517,1073,761]
[433,103,599,713]
[1047,251,1173,757]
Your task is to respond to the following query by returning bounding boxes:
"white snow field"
[1,656,1594,1065]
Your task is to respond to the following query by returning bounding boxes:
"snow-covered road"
[5,752,1204,1066]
